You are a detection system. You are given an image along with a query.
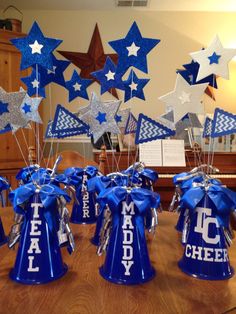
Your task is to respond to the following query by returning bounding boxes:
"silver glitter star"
[0,87,27,132]
[115,108,130,129]
[20,87,43,124]
[80,92,121,143]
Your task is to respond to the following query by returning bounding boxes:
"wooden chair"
[47,146,107,174]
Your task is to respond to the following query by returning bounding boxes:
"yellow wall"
[20,9,236,127]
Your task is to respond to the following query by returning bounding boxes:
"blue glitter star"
[65,70,93,102]
[109,21,160,74]
[123,69,149,103]
[96,111,107,124]
[21,68,46,98]
[208,52,221,65]
[115,114,122,123]
[34,54,70,88]
[0,101,9,116]
[91,57,124,94]
[22,103,31,114]
[11,21,62,70]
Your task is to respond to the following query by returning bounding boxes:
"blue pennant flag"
[202,116,213,138]
[45,120,83,139]
[124,112,137,134]
[211,108,236,138]
[52,104,89,136]
[135,113,175,144]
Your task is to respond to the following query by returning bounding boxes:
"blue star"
[109,21,160,74]
[65,70,93,102]
[0,101,9,116]
[208,52,221,65]
[34,54,70,88]
[96,112,107,124]
[91,57,124,94]
[123,69,149,103]
[177,60,218,89]
[11,21,62,70]
[21,68,46,98]
[22,103,31,114]
[115,114,122,123]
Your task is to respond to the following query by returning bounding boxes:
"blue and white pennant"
[135,113,175,144]
[211,108,236,138]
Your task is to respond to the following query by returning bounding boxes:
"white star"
[31,79,40,89]
[105,70,115,81]
[126,42,140,57]
[47,66,57,75]
[29,40,44,54]
[159,74,208,122]
[73,82,82,91]
[179,91,190,104]
[129,82,138,91]
[190,35,236,81]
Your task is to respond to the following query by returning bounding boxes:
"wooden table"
[0,207,236,314]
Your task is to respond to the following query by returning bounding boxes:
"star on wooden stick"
[58,24,119,98]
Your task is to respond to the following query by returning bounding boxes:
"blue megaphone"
[98,187,159,285]
[178,186,236,280]
[9,193,68,284]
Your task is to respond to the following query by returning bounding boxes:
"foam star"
[0,87,27,131]
[29,40,43,54]
[80,92,121,143]
[91,57,124,95]
[159,74,208,122]
[34,55,70,88]
[123,69,149,102]
[109,21,160,74]
[19,87,42,124]
[65,70,92,102]
[21,68,46,98]
[179,91,190,104]
[115,108,130,129]
[190,35,236,81]
[11,21,62,70]
[127,42,140,56]
[105,70,115,81]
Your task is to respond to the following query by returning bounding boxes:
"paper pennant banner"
[202,116,213,138]
[211,108,236,138]
[45,120,80,139]
[11,21,62,70]
[52,104,89,135]
[109,21,160,74]
[124,112,138,134]
[135,113,175,144]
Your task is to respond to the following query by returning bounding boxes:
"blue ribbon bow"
[181,184,236,228]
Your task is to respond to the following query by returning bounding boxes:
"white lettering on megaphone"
[121,201,135,276]
[27,202,43,272]
[82,174,90,218]
[194,207,220,244]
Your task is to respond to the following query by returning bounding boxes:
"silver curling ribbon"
[57,196,75,253]
[97,207,112,256]
[169,191,178,212]
[223,227,233,247]
[8,213,24,249]
[148,207,158,234]
[182,210,190,245]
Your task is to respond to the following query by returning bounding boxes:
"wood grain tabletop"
[0,207,235,314]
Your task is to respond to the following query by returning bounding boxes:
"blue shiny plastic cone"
[10,193,67,285]
[175,207,186,232]
[100,196,155,285]
[90,206,105,246]
[0,217,7,246]
[70,175,97,224]
[178,197,234,280]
